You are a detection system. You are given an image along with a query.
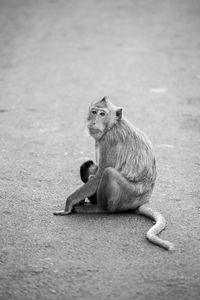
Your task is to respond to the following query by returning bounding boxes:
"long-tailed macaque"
[54,97,174,251]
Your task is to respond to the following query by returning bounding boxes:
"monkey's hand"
[53,209,72,216]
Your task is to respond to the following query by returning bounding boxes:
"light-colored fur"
[54,97,174,251]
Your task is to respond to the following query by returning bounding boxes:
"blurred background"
[0,0,200,299]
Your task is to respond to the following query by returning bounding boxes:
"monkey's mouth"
[88,128,101,135]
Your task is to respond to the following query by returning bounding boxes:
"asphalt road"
[0,0,200,299]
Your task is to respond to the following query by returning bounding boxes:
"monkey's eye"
[100,111,106,117]
[91,110,97,115]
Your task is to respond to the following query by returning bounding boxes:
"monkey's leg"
[97,167,151,213]
[74,167,148,214]
[80,160,98,204]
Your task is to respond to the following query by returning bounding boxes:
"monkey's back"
[104,118,157,185]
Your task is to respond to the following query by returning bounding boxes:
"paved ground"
[0,0,200,299]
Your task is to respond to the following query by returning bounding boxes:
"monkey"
[80,160,98,204]
[54,97,174,251]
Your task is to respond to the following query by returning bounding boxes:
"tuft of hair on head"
[93,96,109,108]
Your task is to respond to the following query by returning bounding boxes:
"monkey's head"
[87,97,122,140]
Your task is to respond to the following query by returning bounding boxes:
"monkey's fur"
[54,97,174,251]
[80,160,97,204]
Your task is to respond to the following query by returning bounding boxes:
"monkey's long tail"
[135,205,174,251]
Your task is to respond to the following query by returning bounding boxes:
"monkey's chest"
[95,144,100,164]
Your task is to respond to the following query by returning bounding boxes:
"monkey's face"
[87,97,122,140]
[87,107,110,140]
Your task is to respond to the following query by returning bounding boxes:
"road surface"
[0,0,200,299]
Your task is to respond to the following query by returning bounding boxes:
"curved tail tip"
[166,242,175,251]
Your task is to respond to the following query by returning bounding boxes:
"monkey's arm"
[66,175,100,206]
[54,146,113,216]
[54,174,101,215]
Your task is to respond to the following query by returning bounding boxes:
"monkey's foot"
[53,210,72,216]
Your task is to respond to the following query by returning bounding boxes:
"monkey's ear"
[116,108,122,120]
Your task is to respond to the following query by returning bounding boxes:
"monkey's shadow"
[73,203,138,215]
[71,204,153,228]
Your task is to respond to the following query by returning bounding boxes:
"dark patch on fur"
[80,160,97,204]
[80,160,95,183]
